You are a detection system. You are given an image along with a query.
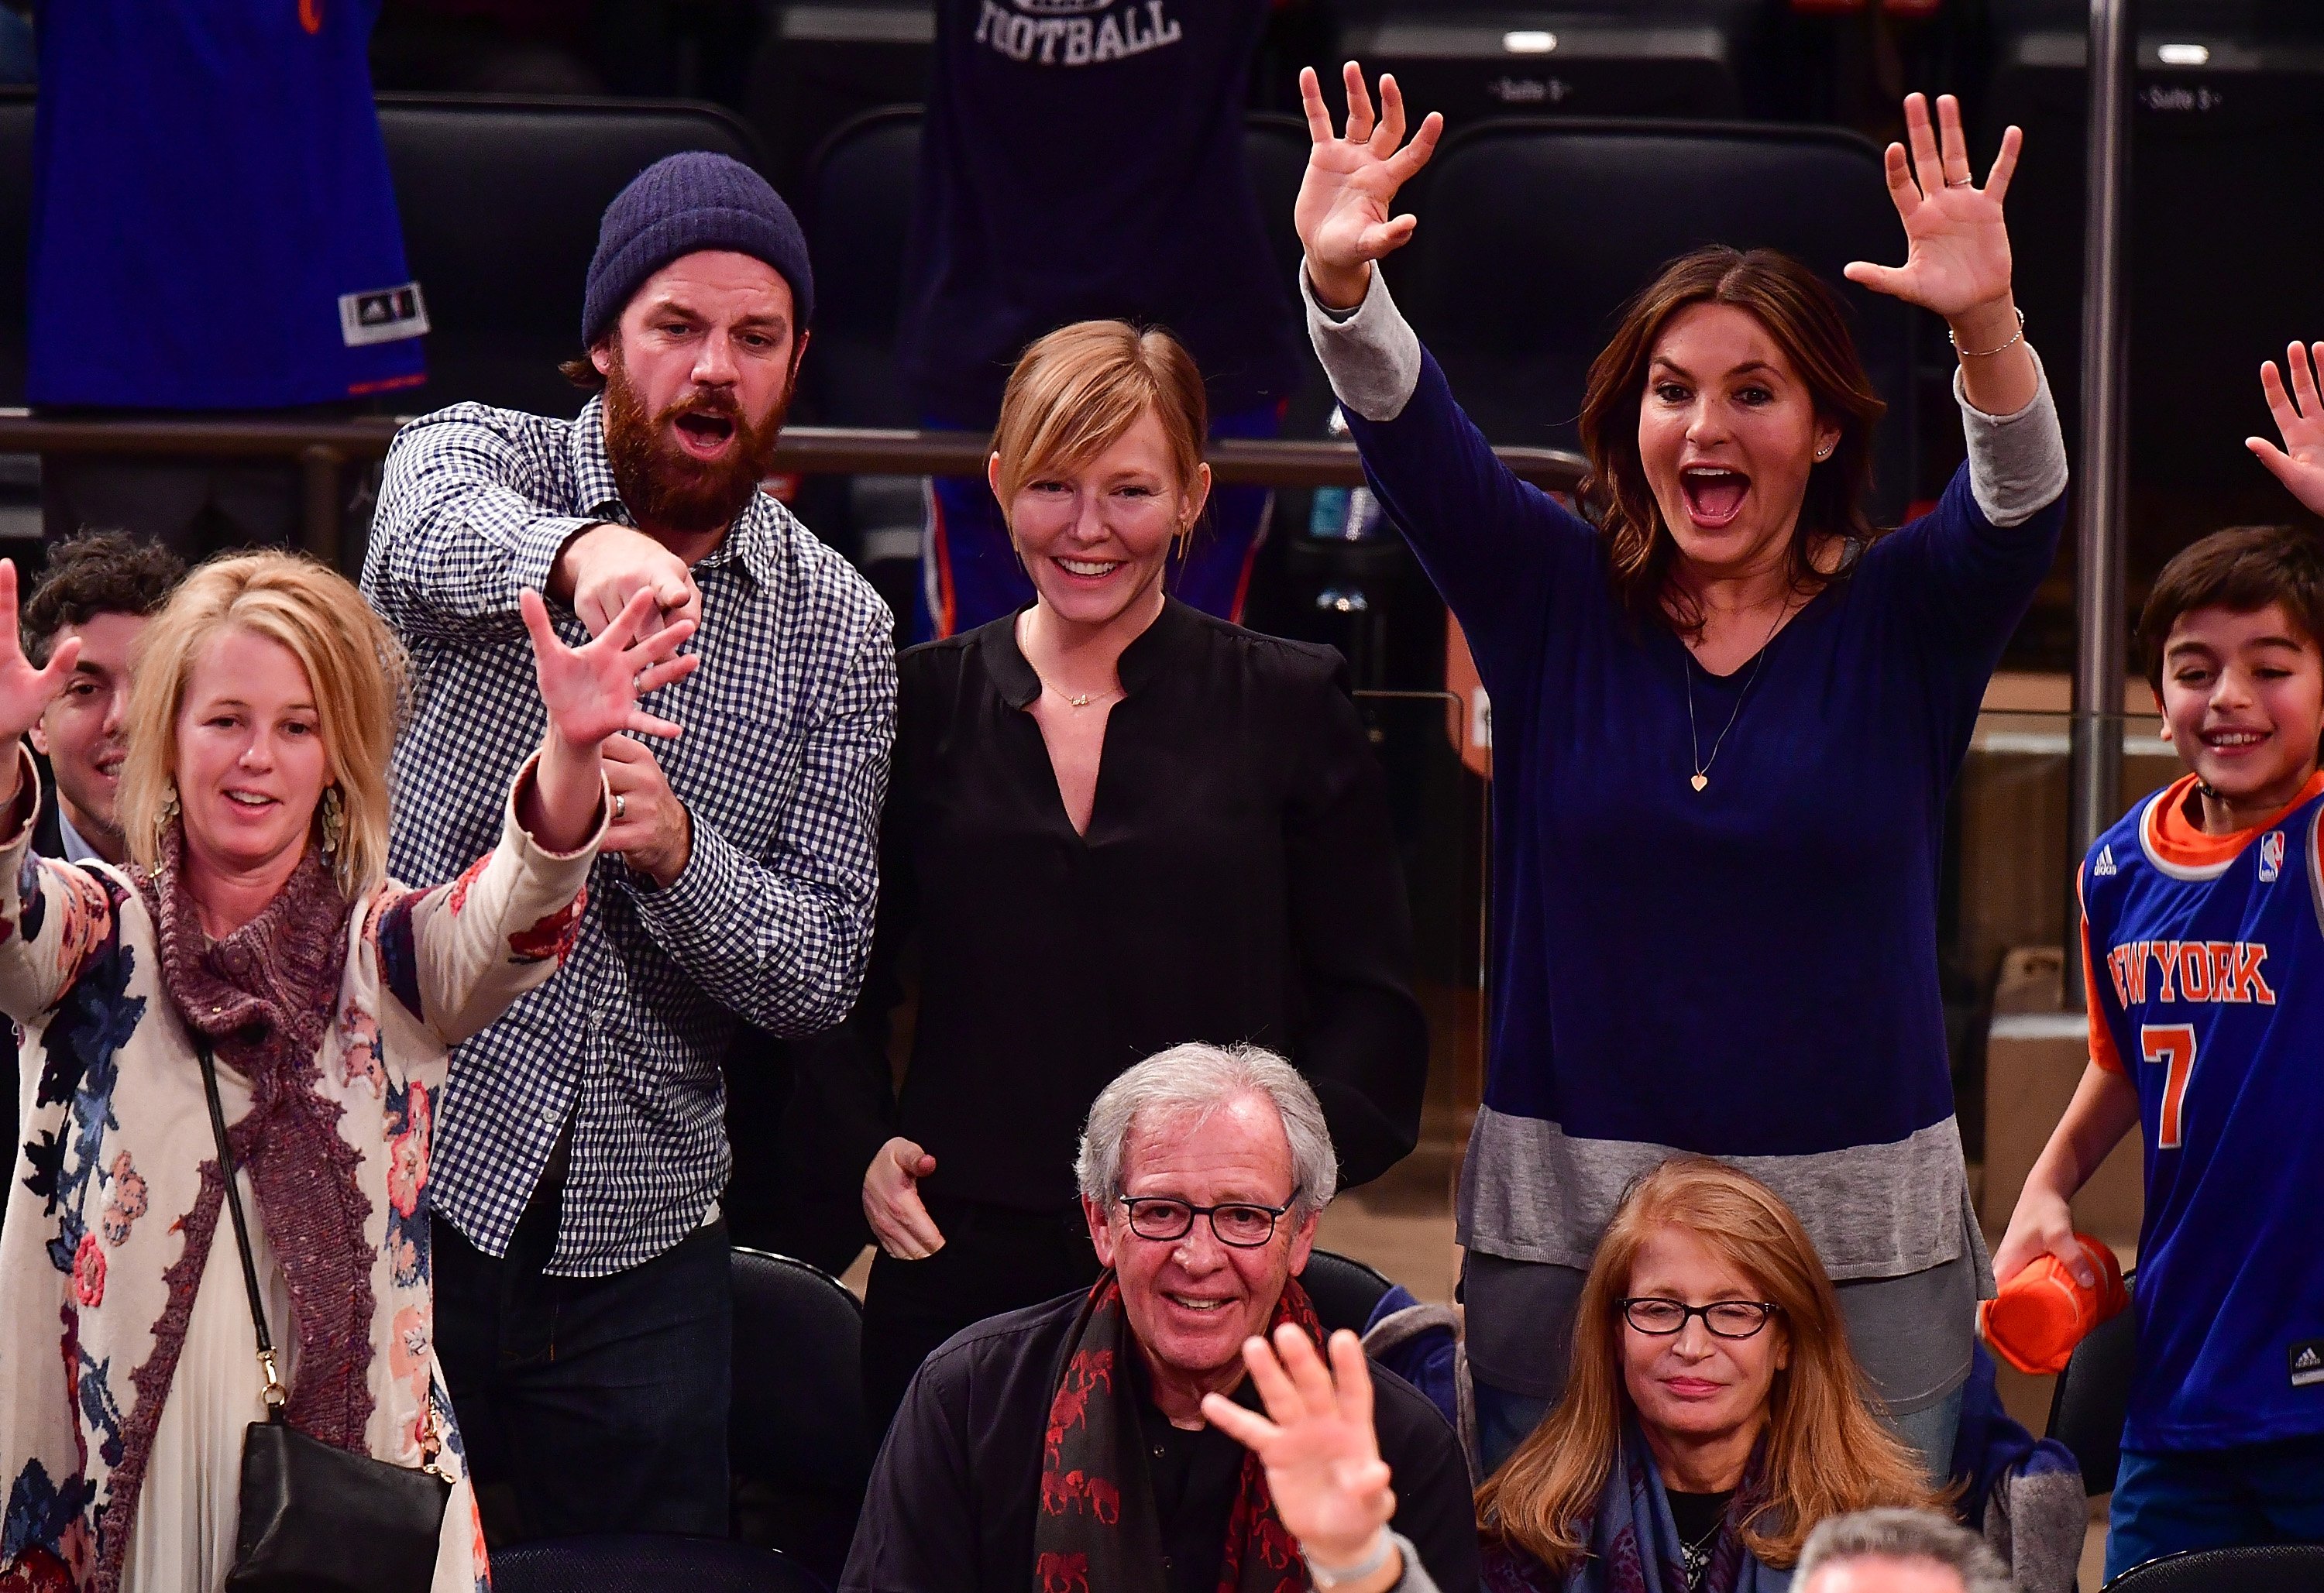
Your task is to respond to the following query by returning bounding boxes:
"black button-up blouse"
[830,598,1430,1210]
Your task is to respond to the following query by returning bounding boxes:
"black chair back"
[1403,118,1916,522]
[801,107,923,429]
[745,2,934,192]
[728,1246,874,1583]
[1300,1248,1396,1337]
[0,88,33,407]
[2102,1543,2324,1591]
[377,94,764,418]
[490,1533,828,1593]
[2044,1273,2137,1496]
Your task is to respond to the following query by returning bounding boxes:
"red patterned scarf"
[1035,1272,1323,1593]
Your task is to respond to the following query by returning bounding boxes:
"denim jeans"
[432,1202,733,1543]
[2107,1434,2324,1581]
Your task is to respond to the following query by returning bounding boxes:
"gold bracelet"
[1950,306,2027,359]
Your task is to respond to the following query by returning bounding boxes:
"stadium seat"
[1402,119,1916,521]
[800,107,923,430]
[1978,0,2324,537]
[728,1247,875,1584]
[376,94,765,418]
[2042,1269,2136,1497]
[490,1533,829,1593]
[0,88,33,408]
[746,0,933,191]
[2100,1543,2324,1592]
[1337,0,1765,130]
[1301,1248,1397,1337]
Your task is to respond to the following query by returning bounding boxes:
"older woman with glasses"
[1219,1159,1939,1593]
[1472,1160,1937,1592]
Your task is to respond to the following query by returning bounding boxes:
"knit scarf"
[134,827,373,1451]
[1035,1272,1323,1593]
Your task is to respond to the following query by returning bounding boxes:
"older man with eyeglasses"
[841,1042,1480,1593]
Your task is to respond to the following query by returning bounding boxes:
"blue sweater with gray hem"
[1306,269,2069,1306]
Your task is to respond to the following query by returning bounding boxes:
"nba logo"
[2260,831,2285,883]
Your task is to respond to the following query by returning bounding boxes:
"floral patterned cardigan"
[0,755,599,1592]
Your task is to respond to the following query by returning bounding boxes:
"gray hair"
[1796,1509,2010,1593]
[1074,1042,1339,1220]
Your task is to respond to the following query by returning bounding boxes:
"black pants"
[860,1196,1099,1433]
[431,1196,733,1544]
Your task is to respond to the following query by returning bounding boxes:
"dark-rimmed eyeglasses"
[1618,1297,1782,1339]
[1117,1193,1299,1248]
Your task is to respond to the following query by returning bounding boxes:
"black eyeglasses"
[1618,1297,1782,1339]
[1118,1193,1299,1248]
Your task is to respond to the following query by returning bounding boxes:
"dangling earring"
[318,786,346,855]
[156,781,180,835]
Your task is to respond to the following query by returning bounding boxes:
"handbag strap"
[193,1031,290,1420]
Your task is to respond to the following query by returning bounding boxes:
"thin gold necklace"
[1682,599,1791,793]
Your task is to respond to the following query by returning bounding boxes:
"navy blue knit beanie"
[582,152,815,345]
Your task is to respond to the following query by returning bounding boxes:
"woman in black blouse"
[835,320,1430,1423]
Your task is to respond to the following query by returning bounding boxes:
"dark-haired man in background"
[364,150,894,1540]
[2,531,186,1240]
[18,533,189,863]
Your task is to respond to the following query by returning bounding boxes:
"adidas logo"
[2293,1339,2324,1388]
[2093,845,2119,878]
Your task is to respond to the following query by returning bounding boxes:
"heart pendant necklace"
[1683,601,1789,793]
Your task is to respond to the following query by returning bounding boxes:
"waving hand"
[1847,93,2036,416]
[1296,64,1444,310]
[1844,93,2019,318]
[2248,341,2324,517]
[518,587,699,853]
[1203,1326,1402,1592]
[0,560,84,813]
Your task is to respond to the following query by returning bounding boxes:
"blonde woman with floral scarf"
[0,551,693,1591]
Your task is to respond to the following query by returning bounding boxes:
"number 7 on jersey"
[2140,1024,2198,1150]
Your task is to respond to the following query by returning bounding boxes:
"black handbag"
[194,1033,453,1593]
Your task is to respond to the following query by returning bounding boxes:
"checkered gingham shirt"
[364,396,896,1277]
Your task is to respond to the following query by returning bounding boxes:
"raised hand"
[517,586,699,853]
[1203,1325,1399,1584]
[0,559,83,781]
[522,586,697,752]
[1844,93,2020,321]
[1296,63,1444,310]
[2248,342,2324,516]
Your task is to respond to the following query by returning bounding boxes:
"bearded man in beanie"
[364,152,895,1540]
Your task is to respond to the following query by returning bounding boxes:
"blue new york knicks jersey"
[2080,770,2324,1451]
[27,0,425,409]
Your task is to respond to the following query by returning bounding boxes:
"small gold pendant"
[1690,773,1709,792]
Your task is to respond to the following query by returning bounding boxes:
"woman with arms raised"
[0,552,689,1591]
[829,320,1431,1426]
[1292,68,2068,1475]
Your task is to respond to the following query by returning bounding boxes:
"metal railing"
[0,412,1590,570]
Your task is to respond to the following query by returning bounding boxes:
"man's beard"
[601,358,789,536]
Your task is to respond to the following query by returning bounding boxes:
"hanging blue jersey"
[27,0,426,410]
[2079,769,2324,1451]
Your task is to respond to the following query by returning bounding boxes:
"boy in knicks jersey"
[1996,517,2324,1579]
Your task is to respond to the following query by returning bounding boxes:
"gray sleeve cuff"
[1954,346,2070,528]
[1387,1532,1435,1593]
[1301,264,1423,424]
